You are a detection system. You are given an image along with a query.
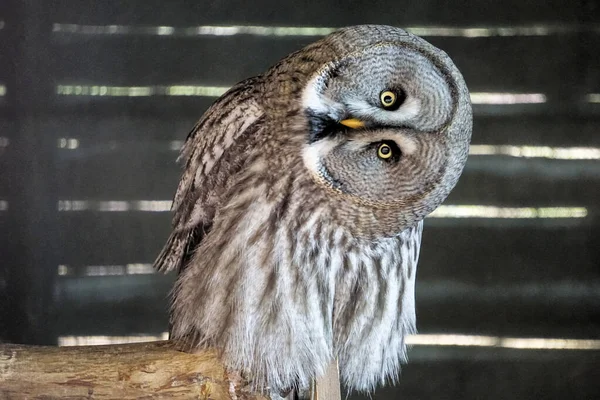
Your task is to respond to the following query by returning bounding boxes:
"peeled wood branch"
[0,340,269,400]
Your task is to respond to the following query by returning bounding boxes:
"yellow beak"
[339,118,365,129]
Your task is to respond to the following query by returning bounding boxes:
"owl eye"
[377,143,393,159]
[379,89,405,111]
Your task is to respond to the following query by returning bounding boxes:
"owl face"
[300,38,471,224]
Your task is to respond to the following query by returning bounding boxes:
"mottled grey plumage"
[155,25,472,394]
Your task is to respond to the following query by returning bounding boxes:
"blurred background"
[0,1,599,399]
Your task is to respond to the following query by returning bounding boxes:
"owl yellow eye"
[380,91,396,108]
[377,143,393,159]
[379,89,405,111]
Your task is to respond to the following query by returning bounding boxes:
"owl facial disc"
[300,38,470,223]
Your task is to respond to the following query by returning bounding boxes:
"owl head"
[293,26,472,235]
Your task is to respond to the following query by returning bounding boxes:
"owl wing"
[154,77,265,273]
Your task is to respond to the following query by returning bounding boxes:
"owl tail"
[154,224,208,273]
[153,229,190,273]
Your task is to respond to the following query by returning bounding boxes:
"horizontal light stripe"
[56,138,184,152]
[56,84,229,97]
[58,263,155,277]
[57,200,172,212]
[407,334,600,350]
[470,145,600,160]
[57,137,79,149]
[58,333,600,350]
[0,85,6,97]
[135,200,174,211]
[429,206,588,219]
[52,24,336,37]
[470,92,546,104]
[165,85,229,97]
[169,140,185,151]
[59,333,169,346]
[57,85,153,97]
[406,25,600,37]
[52,23,600,38]
[586,93,600,103]
[0,200,8,211]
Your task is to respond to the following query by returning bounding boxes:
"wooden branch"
[0,341,269,400]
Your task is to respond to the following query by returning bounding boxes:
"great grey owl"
[155,25,472,396]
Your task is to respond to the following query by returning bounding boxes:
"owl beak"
[339,118,365,129]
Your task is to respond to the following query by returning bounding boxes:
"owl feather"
[155,77,265,273]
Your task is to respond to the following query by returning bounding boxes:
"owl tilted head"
[263,25,473,237]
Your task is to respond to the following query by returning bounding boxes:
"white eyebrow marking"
[302,137,342,175]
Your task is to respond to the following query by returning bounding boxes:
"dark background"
[1,1,599,399]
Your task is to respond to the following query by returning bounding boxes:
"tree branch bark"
[0,341,268,400]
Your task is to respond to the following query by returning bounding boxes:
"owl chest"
[279,225,419,386]
[228,189,420,332]
[179,193,420,390]
[280,210,419,343]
